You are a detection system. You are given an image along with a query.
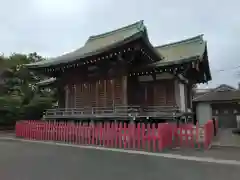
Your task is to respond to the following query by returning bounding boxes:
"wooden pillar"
[122,76,127,105]
[104,79,107,107]
[96,81,99,107]
[144,85,147,106]
[65,85,69,109]
[73,84,76,108]
[111,79,115,107]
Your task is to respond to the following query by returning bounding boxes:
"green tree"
[0,53,55,126]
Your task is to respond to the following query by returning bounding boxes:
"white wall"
[196,103,212,125]
[179,82,186,112]
[174,80,180,108]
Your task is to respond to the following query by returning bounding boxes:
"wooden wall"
[153,80,175,106]
[60,66,176,108]
[65,76,127,108]
[128,77,176,107]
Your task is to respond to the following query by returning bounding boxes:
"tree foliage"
[0,53,55,126]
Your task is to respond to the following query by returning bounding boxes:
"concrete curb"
[211,144,240,149]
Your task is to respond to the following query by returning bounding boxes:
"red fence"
[15,120,215,151]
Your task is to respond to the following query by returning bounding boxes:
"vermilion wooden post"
[152,125,156,152]
[68,122,71,143]
[61,122,64,142]
[68,123,72,143]
[26,121,29,139]
[157,124,162,151]
[109,122,114,148]
[196,123,199,149]
[35,122,39,140]
[22,122,25,138]
[186,127,189,147]
[184,127,187,147]
[49,122,53,141]
[18,121,21,137]
[44,121,46,140]
[102,122,106,146]
[59,122,62,141]
[98,123,101,146]
[105,122,109,147]
[39,122,42,141]
[76,122,79,144]
[25,121,28,139]
[119,123,122,149]
[73,123,76,143]
[115,122,119,148]
[50,121,53,141]
[30,121,34,140]
[106,122,109,147]
[54,122,57,141]
[82,123,85,144]
[88,125,91,145]
[47,121,50,141]
[91,123,96,145]
[27,121,30,139]
[21,121,23,138]
[141,123,146,150]
[49,122,52,141]
[59,123,62,142]
[191,127,194,148]
[101,123,105,146]
[79,123,83,144]
[147,123,151,151]
[63,122,66,142]
[64,122,67,143]
[179,127,182,147]
[122,122,127,149]
[21,121,24,138]
[128,123,133,149]
[31,121,34,139]
[137,123,141,150]
[31,121,34,140]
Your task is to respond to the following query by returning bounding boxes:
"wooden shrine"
[27,21,211,121]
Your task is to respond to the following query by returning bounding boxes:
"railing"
[15,120,215,151]
[44,106,188,119]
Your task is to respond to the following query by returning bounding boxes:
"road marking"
[1,137,240,166]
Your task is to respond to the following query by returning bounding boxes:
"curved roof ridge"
[156,34,204,49]
[86,20,144,42]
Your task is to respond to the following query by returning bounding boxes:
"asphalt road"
[0,139,240,180]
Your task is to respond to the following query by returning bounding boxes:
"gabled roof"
[154,35,206,67]
[193,91,240,102]
[27,20,159,69]
[193,84,240,102]
[213,84,236,92]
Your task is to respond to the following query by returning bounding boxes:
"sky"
[0,0,240,88]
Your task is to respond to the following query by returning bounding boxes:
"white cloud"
[0,0,240,87]
[31,0,89,17]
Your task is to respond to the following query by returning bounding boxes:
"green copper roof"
[27,20,147,68]
[154,35,206,67]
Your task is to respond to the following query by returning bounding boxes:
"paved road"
[169,146,240,161]
[0,139,239,180]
